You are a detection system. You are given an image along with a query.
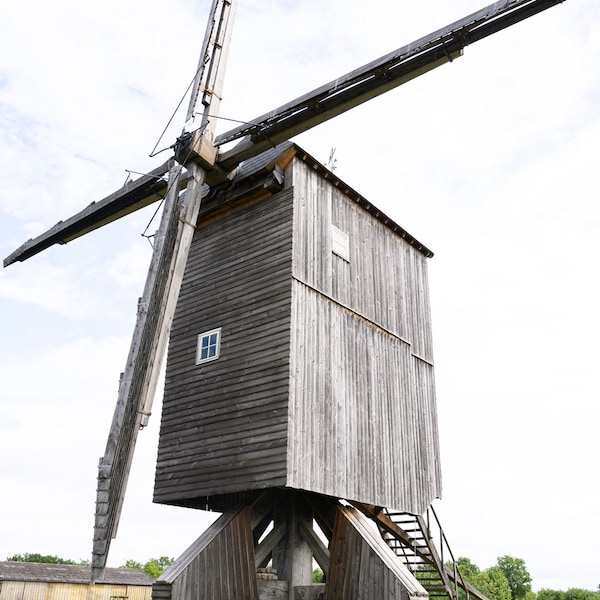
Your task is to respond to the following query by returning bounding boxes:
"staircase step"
[425,585,451,592]
[377,508,473,600]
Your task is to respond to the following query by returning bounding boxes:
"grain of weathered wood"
[287,156,440,513]
[93,164,187,578]
[154,188,294,506]
[154,506,258,600]
[298,520,330,573]
[326,506,428,600]
[287,282,439,514]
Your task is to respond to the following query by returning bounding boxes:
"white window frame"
[331,225,350,261]
[196,327,222,365]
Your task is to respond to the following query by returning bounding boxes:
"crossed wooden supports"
[151,489,485,600]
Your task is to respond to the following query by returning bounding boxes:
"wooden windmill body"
[4,1,566,598]
[155,142,440,517]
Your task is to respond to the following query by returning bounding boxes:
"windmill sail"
[92,0,239,578]
[214,0,566,169]
[92,164,183,579]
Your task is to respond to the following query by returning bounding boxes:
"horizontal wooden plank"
[160,393,289,432]
[159,397,289,436]
[157,418,289,454]
[156,440,289,477]
[155,187,294,506]
[164,357,290,401]
[154,468,288,503]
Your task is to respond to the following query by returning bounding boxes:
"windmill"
[3,0,567,597]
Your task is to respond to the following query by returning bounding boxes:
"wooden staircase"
[352,503,490,600]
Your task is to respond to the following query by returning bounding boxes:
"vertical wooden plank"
[155,506,258,600]
[327,507,427,600]
[288,273,439,513]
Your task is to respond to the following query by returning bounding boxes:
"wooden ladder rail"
[352,502,491,600]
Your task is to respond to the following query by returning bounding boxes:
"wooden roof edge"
[288,143,434,258]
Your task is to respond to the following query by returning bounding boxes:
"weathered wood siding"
[326,506,428,599]
[288,157,441,514]
[289,158,434,362]
[287,283,441,514]
[154,188,294,506]
[153,506,258,600]
[0,582,151,600]
[0,582,46,600]
[154,148,440,513]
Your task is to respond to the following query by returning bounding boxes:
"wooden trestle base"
[152,489,429,600]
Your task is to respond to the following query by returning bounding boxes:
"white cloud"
[104,240,154,288]
[0,261,102,319]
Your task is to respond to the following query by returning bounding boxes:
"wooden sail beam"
[214,0,565,170]
[3,160,176,267]
[91,164,183,579]
[185,0,237,127]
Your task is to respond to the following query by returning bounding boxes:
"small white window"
[196,328,222,364]
[331,225,350,261]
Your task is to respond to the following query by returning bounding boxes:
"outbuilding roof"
[0,562,155,586]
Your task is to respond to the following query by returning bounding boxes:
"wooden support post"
[272,492,314,598]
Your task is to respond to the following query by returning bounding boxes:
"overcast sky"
[1,0,598,592]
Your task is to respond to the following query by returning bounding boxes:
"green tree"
[142,557,174,578]
[8,554,88,566]
[496,556,532,600]
[453,557,512,600]
[523,590,537,600]
[121,557,173,578]
[313,568,324,583]
[564,589,600,600]
[472,567,512,600]
[456,556,481,580]
[538,589,566,600]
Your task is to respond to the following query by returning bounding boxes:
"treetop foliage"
[456,554,530,600]
[7,554,90,566]
[475,566,512,600]
[121,557,174,578]
[456,556,481,579]
[538,590,600,600]
[455,556,599,600]
[497,555,533,600]
[6,553,172,578]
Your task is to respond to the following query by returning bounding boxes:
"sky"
[1,0,598,592]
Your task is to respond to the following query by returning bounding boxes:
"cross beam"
[215,0,565,169]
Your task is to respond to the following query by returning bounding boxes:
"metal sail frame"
[2,0,566,581]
